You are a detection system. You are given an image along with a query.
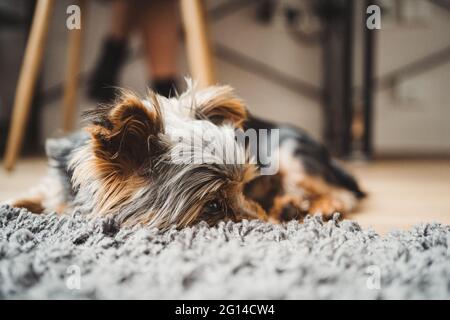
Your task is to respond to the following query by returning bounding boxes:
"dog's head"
[70,83,267,229]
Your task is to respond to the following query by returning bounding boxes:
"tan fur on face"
[244,172,284,212]
[223,165,261,219]
[236,196,268,222]
[190,164,268,226]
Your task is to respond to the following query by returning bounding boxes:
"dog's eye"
[203,200,221,214]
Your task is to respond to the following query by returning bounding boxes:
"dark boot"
[150,77,178,98]
[88,38,128,103]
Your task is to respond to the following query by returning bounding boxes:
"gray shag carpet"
[1,205,449,299]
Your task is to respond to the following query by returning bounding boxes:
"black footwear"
[88,38,128,103]
[150,77,178,98]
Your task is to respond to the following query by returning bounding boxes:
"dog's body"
[8,83,364,228]
[243,115,365,222]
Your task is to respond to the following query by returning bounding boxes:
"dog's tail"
[329,159,367,199]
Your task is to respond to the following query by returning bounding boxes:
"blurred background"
[0,0,449,233]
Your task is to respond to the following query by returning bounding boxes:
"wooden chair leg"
[180,0,216,88]
[62,0,86,133]
[3,0,55,171]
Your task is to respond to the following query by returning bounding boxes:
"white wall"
[354,0,450,155]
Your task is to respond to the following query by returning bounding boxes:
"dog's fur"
[7,82,365,229]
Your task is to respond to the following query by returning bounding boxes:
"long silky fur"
[68,85,255,230]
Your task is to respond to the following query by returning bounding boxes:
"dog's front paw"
[268,194,308,223]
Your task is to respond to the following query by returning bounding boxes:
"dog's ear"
[195,85,248,128]
[84,91,165,175]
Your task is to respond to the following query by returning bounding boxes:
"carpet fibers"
[0,205,449,299]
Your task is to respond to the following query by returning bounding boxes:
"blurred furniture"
[61,1,85,132]
[3,0,55,171]
[181,0,216,88]
[3,0,83,171]
[3,0,215,171]
[0,1,33,155]
[322,0,355,158]
[362,0,376,158]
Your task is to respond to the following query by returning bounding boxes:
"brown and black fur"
[244,115,366,222]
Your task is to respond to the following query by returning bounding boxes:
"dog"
[7,81,365,229]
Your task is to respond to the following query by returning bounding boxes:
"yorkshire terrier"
[7,81,365,229]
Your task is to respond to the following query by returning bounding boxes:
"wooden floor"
[1,158,449,235]
[346,159,450,234]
